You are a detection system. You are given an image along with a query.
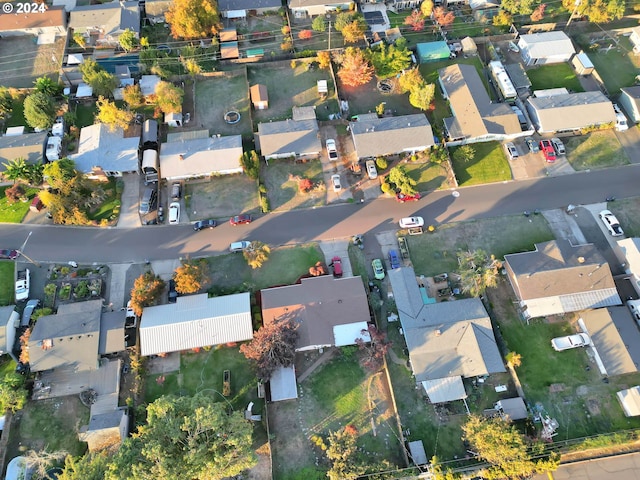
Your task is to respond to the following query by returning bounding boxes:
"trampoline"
[224,111,241,124]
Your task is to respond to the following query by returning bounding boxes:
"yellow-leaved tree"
[165,0,222,39]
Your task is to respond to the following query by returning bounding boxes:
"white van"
[613,104,628,131]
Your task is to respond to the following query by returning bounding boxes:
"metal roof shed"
[495,397,528,420]
[408,440,428,466]
[269,365,298,402]
[416,41,451,63]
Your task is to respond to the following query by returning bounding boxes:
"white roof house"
[0,306,18,362]
[71,124,139,178]
[160,134,243,180]
[139,75,161,96]
[140,293,253,356]
[517,31,576,66]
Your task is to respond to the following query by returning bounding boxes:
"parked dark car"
[230,214,252,226]
[0,249,19,260]
[193,219,217,231]
[388,250,400,269]
[168,279,178,303]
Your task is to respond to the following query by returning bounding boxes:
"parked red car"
[331,256,343,278]
[539,140,556,163]
[396,192,421,203]
[229,214,252,226]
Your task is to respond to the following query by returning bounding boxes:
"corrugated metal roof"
[421,376,467,404]
[167,129,210,143]
[618,386,640,416]
[140,293,252,356]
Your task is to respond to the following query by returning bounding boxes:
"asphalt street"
[532,452,640,480]
[2,164,639,264]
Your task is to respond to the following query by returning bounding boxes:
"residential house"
[28,300,103,373]
[504,239,622,319]
[159,132,244,180]
[288,0,352,18]
[617,238,640,296]
[526,91,616,133]
[0,306,18,361]
[0,6,66,38]
[144,0,172,24]
[350,114,435,159]
[139,293,253,356]
[79,409,129,452]
[70,123,140,179]
[580,307,640,376]
[218,0,282,19]
[630,26,640,54]
[438,64,522,144]
[617,87,640,124]
[261,275,371,352]
[388,267,505,403]
[416,41,451,63]
[69,1,141,47]
[0,132,47,177]
[250,84,269,110]
[256,118,321,160]
[517,31,576,66]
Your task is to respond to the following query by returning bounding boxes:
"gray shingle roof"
[29,300,102,372]
[257,119,321,157]
[218,0,282,11]
[99,310,125,355]
[70,123,139,174]
[527,92,615,132]
[0,132,47,171]
[69,1,140,35]
[350,114,435,159]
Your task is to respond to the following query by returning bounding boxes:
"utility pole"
[565,0,581,30]
[328,20,331,51]
[17,231,40,268]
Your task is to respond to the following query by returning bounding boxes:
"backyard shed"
[572,52,594,75]
[408,440,428,466]
[617,386,640,416]
[495,397,528,420]
[250,84,269,110]
[461,36,477,55]
[269,365,298,402]
[220,41,239,59]
[416,41,451,63]
[517,31,575,66]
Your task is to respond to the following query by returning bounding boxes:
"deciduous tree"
[388,165,417,195]
[368,41,412,78]
[119,28,138,52]
[0,372,28,413]
[59,452,110,480]
[492,9,513,26]
[0,86,12,121]
[43,158,79,196]
[404,9,426,31]
[355,325,391,372]
[24,92,55,129]
[457,249,502,297]
[337,48,374,87]
[4,183,25,203]
[154,81,184,114]
[409,83,435,111]
[240,317,299,381]
[334,11,358,31]
[34,76,61,96]
[326,427,366,480]
[530,3,546,21]
[433,6,455,26]
[562,0,623,22]
[107,394,256,480]
[165,0,222,39]
[501,0,536,14]
[243,241,271,269]
[240,150,260,179]
[398,68,425,93]
[173,259,210,294]
[298,29,313,40]
[341,19,367,43]
[80,59,118,98]
[421,0,434,17]
[317,51,331,69]
[506,351,522,369]
[453,144,475,163]
[73,32,86,49]
[129,272,165,316]
[312,15,326,32]
[123,84,145,109]
[96,96,134,132]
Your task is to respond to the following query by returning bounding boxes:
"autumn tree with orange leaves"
[337,48,374,87]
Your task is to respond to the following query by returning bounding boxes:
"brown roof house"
[261,276,371,352]
[250,84,269,110]
[0,6,67,37]
[504,240,622,320]
[388,267,505,404]
[438,64,525,144]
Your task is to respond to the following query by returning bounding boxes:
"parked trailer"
[141,149,159,184]
[489,60,517,102]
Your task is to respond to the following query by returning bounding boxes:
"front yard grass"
[248,62,339,123]
[608,197,640,238]
[262,158,326,211]
[0,186,39,223]
[526,63,584,92]
[6,94,26,128]
[186,175,260,220]
[0,262,15,305]
[406,214,554,276]
[564,130,629,170]
[405,161,454,192]
[207,243,324,294]
[450,141,512,186]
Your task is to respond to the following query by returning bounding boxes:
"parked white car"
[326,139,338,161]
[230,241,251,252]
[550,137,566,156]
[366,160,378,179]
[331,174,342,192]
[15,269,30,302]
[599,209,624,236]
[504,142,519,160]
[551,333,590,352]
[399,216,424,229]
[168,202,180,224]
[613,104,628,132]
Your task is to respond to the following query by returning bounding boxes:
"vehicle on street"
[399,216,424,229]
[21,299,39,327]
[396,192,421,203]
[230,241,252,252]
[525,137,539,153]
[193,219,217,231]
[169,202,180,224]
[551,137,566,156]
[366,160,378,179]
[505,142,519,160]
[0,249,19,260]
[331,256,343,278]
[372,258,385,280]
[388,250,400,269]
[539,140,556,163]
[599,209,624,236]
[168,279,178,303]
[551,333,590,351]
[171,183,182,200]
[230,214,252,226]
[326,139,338,161]
[15,269,30,301]
[331,174,342,192]
[613,104,628,132]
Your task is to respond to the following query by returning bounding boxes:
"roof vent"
[435,329,441,336]
[578,256,585,263]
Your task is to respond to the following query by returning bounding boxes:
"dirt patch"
[586,398,601,415]
[549,383,566,393]
[186,175,260,220]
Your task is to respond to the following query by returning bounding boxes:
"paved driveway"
[509,139,575,180]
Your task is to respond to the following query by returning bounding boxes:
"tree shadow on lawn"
[339,77,419,117]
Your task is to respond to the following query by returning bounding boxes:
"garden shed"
[408,440,428,466]
[269,365,298,402]
[250,84,269,110]
[416,41,451,63]
[618,386,640,417]
[461,36,477,55]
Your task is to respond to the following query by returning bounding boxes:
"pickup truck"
[15,269,30,301]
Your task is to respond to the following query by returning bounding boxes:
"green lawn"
[526,63,584,92]
[6,95,26,128]
[450,141,512,186]
[0,186,39,223]
[564,130,629,170]
[0,262,14,305]
[404,161,453,192]
[87,179,120,222]
[207,243,324,295]
[607,197,640,238]
[406,214,554,276]
[186,175,260,220]
[74,103,97,128]
[262,158,326,211]
[581,37,640,94]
